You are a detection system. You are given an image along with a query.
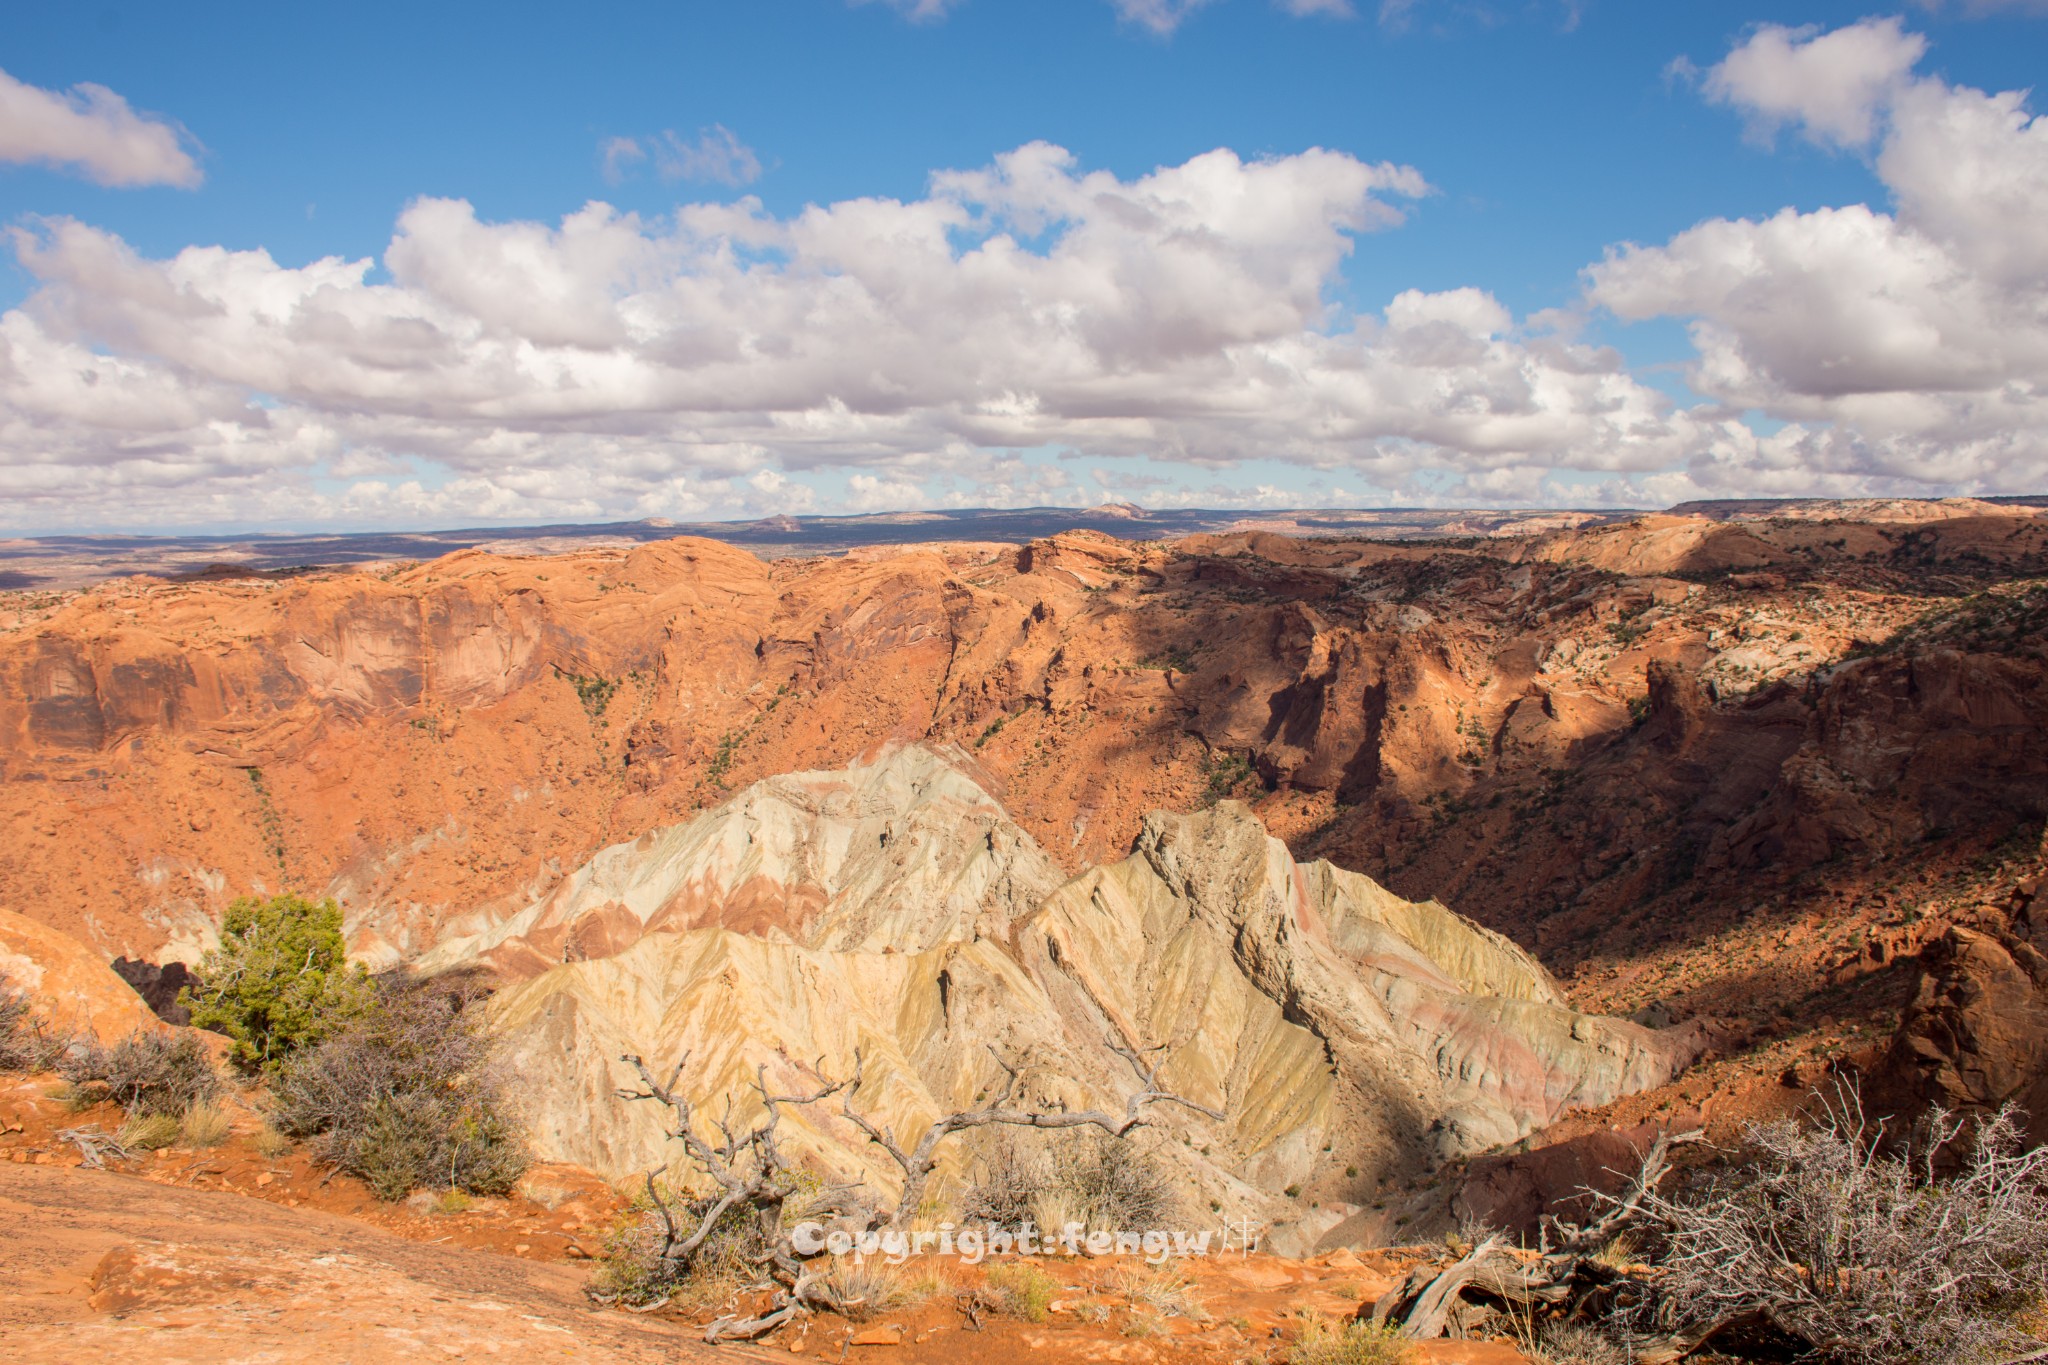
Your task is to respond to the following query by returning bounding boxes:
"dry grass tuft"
[118,1112,182,1150]
[1287,1311,1420,1365]
[984,1261,1059,1322]
[180,1099,232,1147]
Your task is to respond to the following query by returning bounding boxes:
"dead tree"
[604,1052,872,1341]
[603,1035,1219,1343]
[1368,1127,1706,1346]
[1540,1126,1704,1257]
[55,1125,134,1169]
[836,1039,1224,1227]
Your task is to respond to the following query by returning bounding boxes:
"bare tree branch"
[834,1039,1222,1227]
[603,1033,1220,1340]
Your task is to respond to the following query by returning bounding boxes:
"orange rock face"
[0,907,162,1042]
[0,509,2042,1047]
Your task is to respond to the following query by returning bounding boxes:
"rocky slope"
[1,506,2040,976]
[450,746,1700,1253]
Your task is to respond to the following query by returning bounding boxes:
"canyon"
[2,498,2046,1293]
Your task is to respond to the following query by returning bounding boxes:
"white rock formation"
[440,744,1706,1245]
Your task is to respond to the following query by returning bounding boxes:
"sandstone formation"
[420,744,1061,976]
[2,507,2041,990]
[0,907,163,1042]
[1869,925,2048,1143]
[460,746,1702,1246]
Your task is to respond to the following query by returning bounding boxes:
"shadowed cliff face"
[0,510,2043,1057]
[459,746,1702,1249]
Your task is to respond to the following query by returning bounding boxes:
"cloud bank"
[1,20,2045,530]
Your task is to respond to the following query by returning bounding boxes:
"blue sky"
[2,2,2046,532]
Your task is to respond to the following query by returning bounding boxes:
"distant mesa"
[10,496,2038,593]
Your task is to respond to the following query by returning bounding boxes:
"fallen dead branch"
[55,1126,134,1169]
[1367,1127,1706,1346]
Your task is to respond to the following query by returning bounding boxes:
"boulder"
[0,908,165,1043]
[1869,926,2048,1143]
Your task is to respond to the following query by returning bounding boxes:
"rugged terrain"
[419,746,1701,1249]
[3,499,2043,1020]
[2,496,2047,1356]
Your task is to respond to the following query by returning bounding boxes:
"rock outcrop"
[3,509,2044,1189]
[420,745,1060,976]
[5,509,2042,992]
[0,908,164,1042]
[1870,925,2048,1143]
[461,747,1703,1240]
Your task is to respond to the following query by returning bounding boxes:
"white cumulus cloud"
[1588,19,2048,498]
[0,65,201,188]
[1699,17,1926,149]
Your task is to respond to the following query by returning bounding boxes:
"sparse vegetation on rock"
[962,1130,1178,1237]
[1289,1312,1419,1365]
[0,968,67,1072]
[1650,1097,2048,1365]
[269,972,527,1201]
[1371,1091,2048,1364]
[593,1035,1218,1342]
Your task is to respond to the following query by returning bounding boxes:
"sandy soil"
[0,1160,759,1363]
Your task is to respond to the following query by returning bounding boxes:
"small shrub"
[969,1131,1180,1240]
[59,1031,220,1117]
[1051,1133,1177,1231]
[1122,1309,1167,1338]
[1288,1313,1419,1365]
[0,971,69,1072]
[269,973,526,1201]
[1653,1097,2048,1365]
[252,1123,293,1158]
[590,1177,783,1308]
[180,1099,232,1148]
[961,1132,1044,1228]
[986,1262,1058,1322]
[180,894,371,1070]
[434,1189,472,1215]
[118,1112,182,1150]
